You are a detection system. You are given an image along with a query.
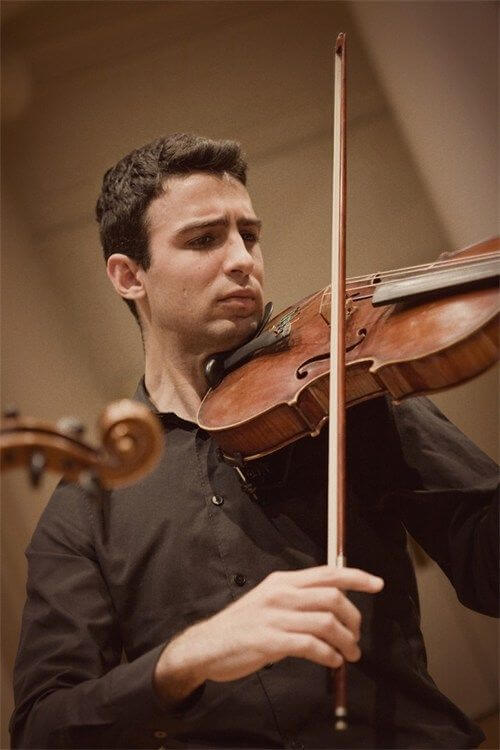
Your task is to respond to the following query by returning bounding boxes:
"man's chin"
[209,316,260,354]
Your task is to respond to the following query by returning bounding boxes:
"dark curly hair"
[95,133,248,321]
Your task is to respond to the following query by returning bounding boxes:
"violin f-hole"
[296,353,330,379]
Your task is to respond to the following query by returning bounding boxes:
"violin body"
[198,238,499,462]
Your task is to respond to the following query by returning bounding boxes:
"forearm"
[12,645,167,749]
[449,487,499,615]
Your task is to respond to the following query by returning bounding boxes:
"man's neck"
[144,333,210,422]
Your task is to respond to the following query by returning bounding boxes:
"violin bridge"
[319,289,355,325]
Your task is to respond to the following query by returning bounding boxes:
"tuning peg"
[78,470,104,500]
[29,451,46,487]
[56,417,86,437]
[3,405,19,419]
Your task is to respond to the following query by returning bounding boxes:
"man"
[11,134,498,749]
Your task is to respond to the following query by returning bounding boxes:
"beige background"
[1,1,498,747]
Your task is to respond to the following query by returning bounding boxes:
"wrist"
[153,626,206,707]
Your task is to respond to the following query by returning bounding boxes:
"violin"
[198,235,499,463]
[1,399,164,490]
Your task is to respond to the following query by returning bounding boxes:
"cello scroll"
[1,399,164,490]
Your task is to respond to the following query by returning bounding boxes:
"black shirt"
[10,383,499,749]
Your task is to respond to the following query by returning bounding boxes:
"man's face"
[138,172,265,355]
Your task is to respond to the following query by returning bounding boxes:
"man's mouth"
[219,289,256,302]
[218,289,258,310]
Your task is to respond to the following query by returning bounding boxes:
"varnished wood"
[198,238,499,462]
[1,399,164,488]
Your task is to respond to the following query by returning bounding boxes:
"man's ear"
[106,254,146,301]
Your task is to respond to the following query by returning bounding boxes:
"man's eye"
[189,234,216,248]
[241,232,259,244]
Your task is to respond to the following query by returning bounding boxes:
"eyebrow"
[176,216,262,235]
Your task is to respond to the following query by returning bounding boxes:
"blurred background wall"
[1,1,498,747]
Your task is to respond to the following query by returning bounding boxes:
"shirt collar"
[133,377,197,430]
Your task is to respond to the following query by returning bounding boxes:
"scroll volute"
[1,399,164,490]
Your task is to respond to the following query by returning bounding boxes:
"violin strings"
[346,250,498,285]
[344,259,498,296]
[343,250,499,295]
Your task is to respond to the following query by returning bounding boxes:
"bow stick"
[328,31,348,731]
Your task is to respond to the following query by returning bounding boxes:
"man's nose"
[223,232,254,277]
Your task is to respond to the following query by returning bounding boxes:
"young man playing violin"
[11,134,498,749]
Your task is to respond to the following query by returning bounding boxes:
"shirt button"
[211,494,224,506]
[233,573,247,586]
[153,730,167,738]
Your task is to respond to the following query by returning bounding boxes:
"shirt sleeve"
[386,396,499,617]
[9,481,193,749]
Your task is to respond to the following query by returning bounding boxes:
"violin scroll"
[1,400,163,490]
